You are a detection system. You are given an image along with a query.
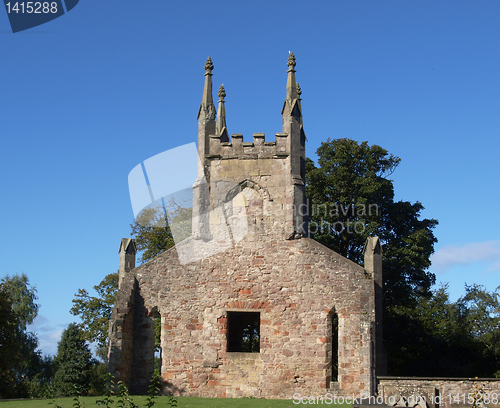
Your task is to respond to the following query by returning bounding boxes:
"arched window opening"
[146,306,162,379]
[130,304,160,394]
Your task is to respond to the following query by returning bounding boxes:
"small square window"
[227,311,260,352]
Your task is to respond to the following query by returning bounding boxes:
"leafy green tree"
[0,284,24,398]
[0,274,45,398]
[387,284,500,377]
[306,139,437,308]
[1,274,39,330]
[306,139,398,262]
[70,273,118,359]
[88,362,108,396]
[53,323,95,396]
[461,284,500,340]
[387,285,476,376]
[71,273,161,360]
[131,206,175,264]
[24,354,55,398]
[460,284,500,376]
[131,200,192,264]
[306,138,438,374]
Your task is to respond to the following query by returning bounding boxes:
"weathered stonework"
[107,54,385,398]
[378,377,500,408]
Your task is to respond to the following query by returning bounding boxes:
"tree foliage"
[70,273,118,359]
[0,274,48,398]
[0,284,24,398]
[1,273,39,330]
[131,206,175,264]
[387,284,500,377]
[460,284,500,376]
[71,272,163,361]
[53,323,95,396]
[306,138,437,308]
[131,200,192,264]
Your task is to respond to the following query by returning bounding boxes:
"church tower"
[191,53,309,243]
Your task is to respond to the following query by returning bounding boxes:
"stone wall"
[108,230,380,398]
[378,377,500,408]
[223,353,263,398]
[132,234,376,398]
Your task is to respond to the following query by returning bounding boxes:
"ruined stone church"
[107,54,384,399]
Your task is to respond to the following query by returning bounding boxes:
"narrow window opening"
[331,312,339,381]
[154,313,162,375]
[227,311,260,352]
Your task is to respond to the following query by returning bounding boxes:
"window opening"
[227,311,260,352]
[331,312,339,381]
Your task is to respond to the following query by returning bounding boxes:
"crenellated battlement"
[207,132,289,160]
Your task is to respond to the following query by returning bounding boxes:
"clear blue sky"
[1,0,499,356]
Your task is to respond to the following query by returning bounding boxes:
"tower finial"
[287,52,296,72]
[216,84,229,142]
[285,52,298,100]
[198,57,216,123]
[218,84,226,101]
[205,57,214,74]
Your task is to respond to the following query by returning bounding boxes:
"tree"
[306,139,398,262]
[306,138,437,307]
[0,284,24,398]
[460,284,500,376]
[386,284,500,377]
[1,274,39,330]
[306,138,438,374]
[0,274,44,398]
[53,323,95,396]
[72,273,162,361]
[70,273,118,359]
[131,199,192,264]
[386,284,477,376]
[131,206,175,264]
[24,354,55,398]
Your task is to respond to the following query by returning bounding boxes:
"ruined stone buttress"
[107,54,385,398]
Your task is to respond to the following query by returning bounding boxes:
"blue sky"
[1,0,499,356]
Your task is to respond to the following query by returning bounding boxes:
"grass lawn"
[0,395,353,408]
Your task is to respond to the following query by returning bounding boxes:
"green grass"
[0,395,353,408]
